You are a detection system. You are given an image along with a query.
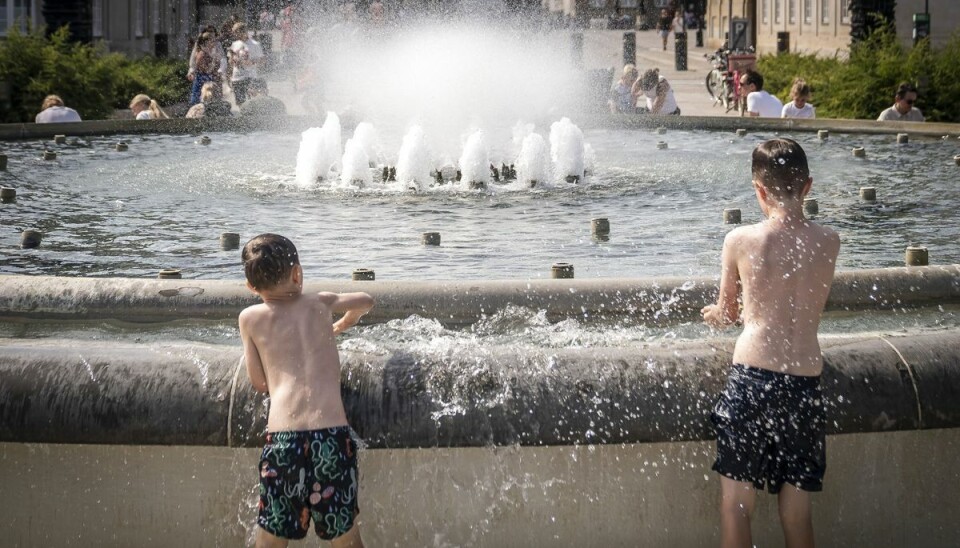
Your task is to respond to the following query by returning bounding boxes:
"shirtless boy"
[702,139,840,548]
[239,234,374,548]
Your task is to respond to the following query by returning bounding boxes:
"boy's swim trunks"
[257,426,359,540]
[711,364,826,493]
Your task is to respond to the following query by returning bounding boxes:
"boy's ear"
[801,177,813,197]
[753,179,767,200]
[245,280,258,294]
[292,264,303,285]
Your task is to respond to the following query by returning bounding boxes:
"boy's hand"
[332,309,365,335]
[702,304,732,328]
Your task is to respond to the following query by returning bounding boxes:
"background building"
[705,0,957,55]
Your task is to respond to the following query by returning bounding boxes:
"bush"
[0,25,188,123]
[757,24,960,122]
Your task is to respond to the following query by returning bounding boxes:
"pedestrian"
[129,94,169,120]
[877,82,924,122]
[35,95,81,123]
[632,68,681,115]
[239,233,373,547]
[657,8,672,51]
[229,23,265,106]
[703,138,839,548]
[740,69,783,118]
[781,78,816,119]
[188,32,221,106]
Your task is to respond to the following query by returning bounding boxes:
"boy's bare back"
[704,138,841,377]
[240,292,351,432]
[723,219,839,376]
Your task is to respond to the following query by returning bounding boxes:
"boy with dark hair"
[239,233,374,548]
[702,139,840,548]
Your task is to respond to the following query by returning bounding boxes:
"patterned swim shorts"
[257,426,359,540]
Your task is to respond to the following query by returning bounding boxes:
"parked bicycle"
[705,46,756,116]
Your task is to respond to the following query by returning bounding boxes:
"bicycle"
[705,46,756,116]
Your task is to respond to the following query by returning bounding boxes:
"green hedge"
[0,26,188,123]
[757,25,960,123]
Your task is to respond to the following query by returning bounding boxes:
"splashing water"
[459,130,490,187]
[549,118,585,183]
[395,125,433,188]
[340,137,372,188]
[515,132,552,188]
[295,112,343,185]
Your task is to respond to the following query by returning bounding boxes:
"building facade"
[3,1,206,58]
[705,0,957,55]
[543,0,682,29]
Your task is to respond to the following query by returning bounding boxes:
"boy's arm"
[320,292,376,335]
[702,230,741,328]
[238,310,269,393]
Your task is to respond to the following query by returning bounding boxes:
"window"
[620,0,638,7]
[0,0,33,35]
[92,0,103,37]
[152,0,161,35]
[803,0,812,23]
[762,0,769,24]
[135,0,145,38]
[821,0,829,23]
[789,0,796,24]
[840,0,850,23]
[589,0,605,8]
[710,15,716,37]
[774,0,781,23]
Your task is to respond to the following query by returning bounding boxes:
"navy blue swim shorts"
[711,364,826,493]
[257,426,359,540]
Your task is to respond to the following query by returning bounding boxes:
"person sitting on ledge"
[740,69,783,118]
[609,64,639,114]
[186,82,233,119]
[877,82,924,122]
[632,69,681,116]
[35,95,81,123]
[130,94,170,120]
[239,79,287,117]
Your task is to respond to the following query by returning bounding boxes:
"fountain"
[1,8,959,548]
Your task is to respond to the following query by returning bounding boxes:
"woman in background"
[130,94,169,120]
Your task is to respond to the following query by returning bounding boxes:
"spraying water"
[295,112,343,185]
[341,138,372,188]
[549,117,585,183]
[515,133,552,188]
[458,130,490,188]
[395,125,433,190]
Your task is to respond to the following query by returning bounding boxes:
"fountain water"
[295,111,342,185]
[459,130,490,189]
[395,125,433,191]
[515,132,552,188]
[549,117,586,184]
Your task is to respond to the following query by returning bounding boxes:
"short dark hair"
[242,234,300,290]
[751,138,809,198]
[741,69,764,90]
[895,82,918,100]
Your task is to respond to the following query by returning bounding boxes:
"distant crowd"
[610,61,926,122]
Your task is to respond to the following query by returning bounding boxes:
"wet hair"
[741,69,764,90]
[41,95,65,110]
[638,68,660,91]
[790,78,811,100]
[242,234,300,291]
[895,82,918,100]
[751,138,809,198]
